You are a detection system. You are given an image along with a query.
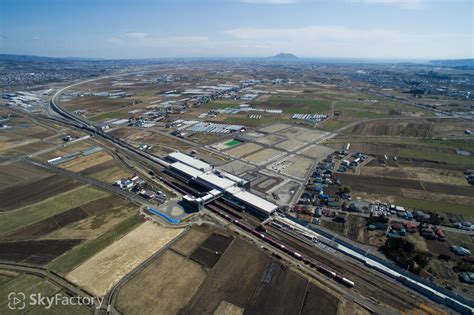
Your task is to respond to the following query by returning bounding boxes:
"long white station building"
[166,152,278,218]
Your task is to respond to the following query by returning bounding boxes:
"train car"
[317,266,336,278]
[271,222,283,229]
[334,274,355,287]
[293,252,303,260]
[341,278,355,287]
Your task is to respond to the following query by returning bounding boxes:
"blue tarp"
[146,207,181,224]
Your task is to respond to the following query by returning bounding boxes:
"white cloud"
[222,25,471,58]
[124,32,149,39]
[105,26,471,59]
[240,0,300,4]
[349,0,424,9]
[224,25,402,41]
[107,32,211,52]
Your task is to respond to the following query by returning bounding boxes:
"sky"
[0,0,472,60]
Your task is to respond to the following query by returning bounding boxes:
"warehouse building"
[166,152,277,218]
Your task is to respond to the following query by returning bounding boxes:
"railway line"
[206,199,448,312]
[265,225,424,311]
[206,202,356,288]
[47,76,473,315]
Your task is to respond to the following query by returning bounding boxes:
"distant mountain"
[429,59,474,68]
[0,54,105,62]
[270,53,299,60]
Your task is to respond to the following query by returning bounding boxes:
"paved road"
[26,159,160,207]
[0,261,102,312]
[104,226,190,314]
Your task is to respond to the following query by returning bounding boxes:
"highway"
[46,73,473,314]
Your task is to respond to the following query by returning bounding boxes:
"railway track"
[265,226,424,311]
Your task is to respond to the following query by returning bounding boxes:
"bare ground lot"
[218,160,255,175]
[244,148,284,164]
[0,239,82,265]
[280,155,313,179]
[0,175,84,212]
[254,134,286,145]
[277,126,325,143]
[116,250,207,315]
[67,222,184,296]
[225,142,263,158]
[275,139,306,151]
[299,144,334,160]
[258,123,292,133]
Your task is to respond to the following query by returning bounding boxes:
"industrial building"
[165,152,278,218]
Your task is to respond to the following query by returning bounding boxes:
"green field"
[398,148,474,166]
[257,96,331,114]
[48,215,143,274]
[0,187,108,236]
[202,101,240,109]
[224,139,241,147]
[395,197,473,217]
[319,119,348,131]
[0,274,59,314]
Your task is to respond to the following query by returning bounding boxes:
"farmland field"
[0,186,108,236]
[116,250,207,315]
[48,214,143,274]
[0,175,84,212]
[256,95,332,114]
[66,222,184,296]
[170,224,213,256]
[183,238,339,314]
[0,239,82,265]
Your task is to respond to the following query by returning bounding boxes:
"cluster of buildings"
[114,175,166,200]
[164,152,278,219]
[2,91,45,110]
[169,120,246,135]
[291,113,327,124]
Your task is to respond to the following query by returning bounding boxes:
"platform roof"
[232,190,278,214]
[170,162,203,178]
[197,172,236,190]
[168,152,212,171]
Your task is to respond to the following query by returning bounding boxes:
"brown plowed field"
[183,239,337,314]
[0,175,83,212]
[0,239,82,265]
[423,182,474,197]
[0,196,124,241]
[79,160,117,175]
[335,174,423,195]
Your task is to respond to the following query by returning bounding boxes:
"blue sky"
[0,0,472,59]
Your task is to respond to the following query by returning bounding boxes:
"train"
[208,205,355,288]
